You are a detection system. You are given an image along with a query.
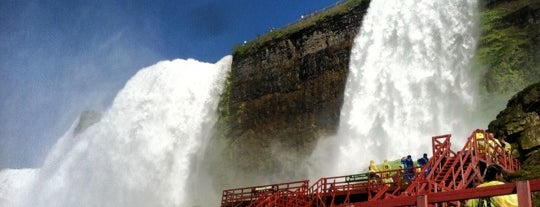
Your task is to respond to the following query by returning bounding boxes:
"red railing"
[342,179,540,207]
[221,180,309,207]
[220,129,524,207]
[463,129,519,172]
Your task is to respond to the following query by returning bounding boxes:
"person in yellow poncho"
[475,132,486,155]
[369,160,379,173]
[368,160,380,185]
[368,160,379,178]
[487,133,502,162]
[466,164,518,207]
[381,160,393,186]
[502,139,512,155]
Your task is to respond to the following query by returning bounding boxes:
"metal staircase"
[378,130,515,192]
[362,129,520,206]
[221,129,522,207]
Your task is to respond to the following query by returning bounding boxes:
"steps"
[220,129,521,207]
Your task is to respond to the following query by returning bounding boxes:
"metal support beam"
[517,180,531,207]
[417,195,427,207]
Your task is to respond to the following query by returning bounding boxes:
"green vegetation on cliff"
[232,0,363,56]
[477,2,540,96]
[217,72,232,135]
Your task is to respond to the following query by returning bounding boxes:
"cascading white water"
[309,0,481,177]
[5,1,492,205]
[16,56,232,207]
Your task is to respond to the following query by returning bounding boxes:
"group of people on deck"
[367,153,430,185]
[364,130,519,206]
[469,132,513,164]
[466,131,518,206]
[368,159,394,186]
[367,157,518,206]
[400,153,429,181]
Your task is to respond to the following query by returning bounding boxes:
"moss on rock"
[477,1,540,96]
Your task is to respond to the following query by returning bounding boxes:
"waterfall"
[4,0,488,205]
[17,56,232,207]
[309,0,481,177]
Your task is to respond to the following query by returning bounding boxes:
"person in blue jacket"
[417,153,429,167]
[401,156,407,169]
[417,153,430,177]
[405,155,414,180]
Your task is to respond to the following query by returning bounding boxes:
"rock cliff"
[488,82,540,179]
[477,0,540,96]
[215,0,370,182]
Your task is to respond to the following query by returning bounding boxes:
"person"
[401,157,407,169]
[369,160,379,176]
[369,160,379,172]
[466,164,518,207]
[475,132,486,155]
[487,133,502,162]
[382,160,391,170]
[368,160,380,185]
[400,156,408,182]
[417,153,429,167]
[417,153,430,177]
[502,139,512,155]
[405,155,415,180]
[499,139,513,167]
[382,160,393,186]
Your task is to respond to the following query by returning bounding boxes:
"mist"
[307,0,491,178]
[0,0,166,168]
[8,56,231,207]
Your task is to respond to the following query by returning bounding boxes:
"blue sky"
[0,0,340,169]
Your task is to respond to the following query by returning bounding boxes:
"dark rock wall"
[489,82,540,178]
[220,1,370,180]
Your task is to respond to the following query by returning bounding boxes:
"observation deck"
[221,129,539,207]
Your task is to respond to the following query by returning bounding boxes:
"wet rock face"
[478,1,540,96]
[488,82,540,167]
[223,1,370,179]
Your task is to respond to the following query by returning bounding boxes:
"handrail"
[220,129,524,207]
[221,180,309,206]
[346,179,540,207]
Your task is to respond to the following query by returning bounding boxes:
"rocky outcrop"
[216,1,370,182]
[488,82,540,179]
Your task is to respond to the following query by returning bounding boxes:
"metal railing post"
[417,194,428,207]
[517,180,532,207]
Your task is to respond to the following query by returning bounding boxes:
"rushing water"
[5,0,488,206]
[309,0,481,177]
[15,56,231,207]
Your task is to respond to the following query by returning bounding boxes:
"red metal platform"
[221,129,538,207]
